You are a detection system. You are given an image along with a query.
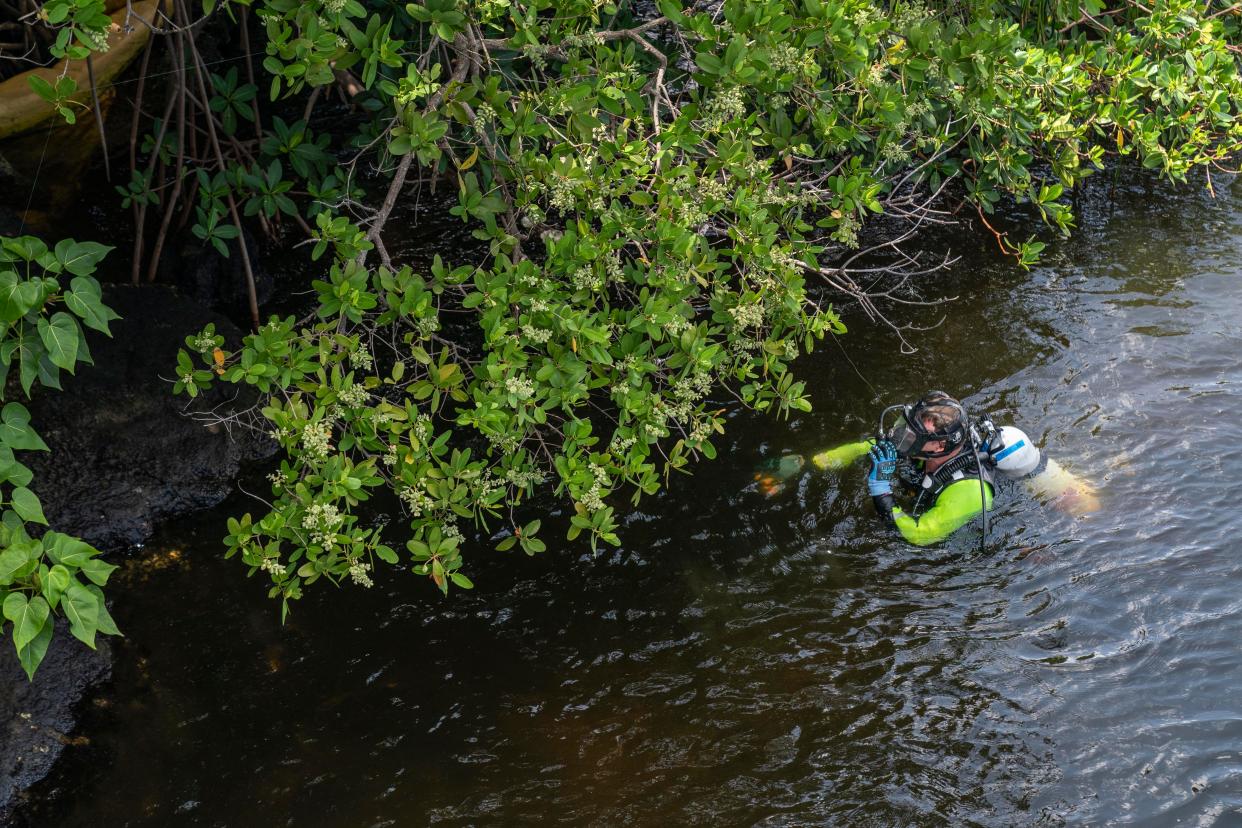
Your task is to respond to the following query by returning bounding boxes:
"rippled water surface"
[22,180,1242,826]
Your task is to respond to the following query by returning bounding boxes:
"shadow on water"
[18,176,1242,826]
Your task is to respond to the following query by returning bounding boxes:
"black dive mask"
[876,391,969,460]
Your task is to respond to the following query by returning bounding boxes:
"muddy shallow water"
[19,179,1242,826]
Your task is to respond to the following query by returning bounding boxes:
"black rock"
[21,284,275,551]
[0,285,276,818]
[166,230,274,314]
[0,620,111,823]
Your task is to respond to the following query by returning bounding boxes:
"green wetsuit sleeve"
[810,439,876,470]
[888,478,994,546]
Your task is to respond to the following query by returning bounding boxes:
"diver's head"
[881,391,970,460]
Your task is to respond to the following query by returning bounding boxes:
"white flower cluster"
[339,382,370,407]
[890,0,931,30]
[549,174,578,211]
[769,245,804,273]
[486,430,520,453]
[302,421,333,457]
[505,375,535,400]
[193,333,217,353]
[643,420,669,440]
[768,44,817,77]
[605,251,624,283]
[656,370,713,426]
[690,417,714,443]
[580,462,611,511]
[260,558,286,577]
[413,314,439,338]
[475,471,505,504]
[412,414,432,445]
[323,0,347,12]
[698,174,729,204]
[609,433,636,454]
[906,100,931,120]
[728,301,766,329]
[519,43,548,69]
[504,465,546,488]
[383,443,399,467]
[521,323,552,344]
[572,265,605,292]
[302,502,343,550]
[399,485,434,517]
[563,31,606,48]
[881,141,911,165]
[82,26,111,54]
[730,336,763,357]
[348,560,373,588]
[704,86,746,131]
[349,347,373,371]
[832,212,861,249]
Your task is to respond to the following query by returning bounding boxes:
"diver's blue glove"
[867,440,898,496]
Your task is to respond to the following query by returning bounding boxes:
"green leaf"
[79,557,117,586]
[11,488,47,525]
[47,564,71,592]
[44,532,97,567]
[27,75,57,103]
[0,403,49,451]
[37,351,62,390]
[17,338,39,397]
[6,592,49,652]
[38,313,81,372]
[62,583,99,649]
[0,447,34,487]
[374,544,398,564]
[55,241,112,277]
[16,611,53,679]
[84,584,120,636]
[449,572,473,589]
[0,274,44,323]
[2,590,27,622]
[0,543,31,584]
[65,279,119,335]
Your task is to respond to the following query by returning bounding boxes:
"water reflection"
[20,180,1242,826]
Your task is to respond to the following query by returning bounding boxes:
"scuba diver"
[756,391,1042,545]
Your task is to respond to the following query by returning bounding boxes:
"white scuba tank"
[988,424,1100,515]
[990,425,1041,477]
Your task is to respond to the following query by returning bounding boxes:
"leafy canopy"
[167,0,1241,614]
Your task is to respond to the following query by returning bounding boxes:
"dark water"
[20,179,1242,826]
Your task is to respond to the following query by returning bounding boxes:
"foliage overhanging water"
[19,177,1242,826]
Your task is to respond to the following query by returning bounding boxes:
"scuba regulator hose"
[971,437,988,550]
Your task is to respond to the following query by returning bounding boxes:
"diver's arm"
[810,439,876,470]
[873,479,994,546]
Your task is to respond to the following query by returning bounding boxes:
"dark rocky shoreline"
[0,285,273,821]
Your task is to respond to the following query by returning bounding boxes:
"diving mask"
[876,391,969,460]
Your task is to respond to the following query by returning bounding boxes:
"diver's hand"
[866,440,898,496]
